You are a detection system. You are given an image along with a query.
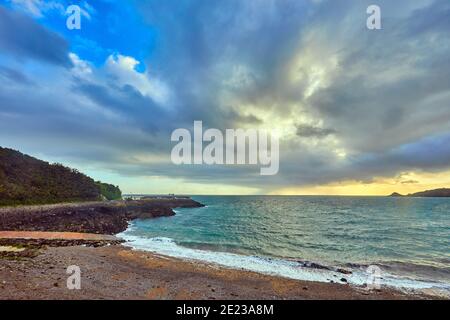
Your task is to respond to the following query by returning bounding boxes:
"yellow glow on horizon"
[270,170,450,196]
[80,158,450,196]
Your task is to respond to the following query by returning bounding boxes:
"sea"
[118,196,450,297]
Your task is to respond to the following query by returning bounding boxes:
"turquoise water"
[119,196,450,295]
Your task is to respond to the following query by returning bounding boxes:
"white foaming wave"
[117,232,450,297]
[119,234,337,283]
[173,205,208,216]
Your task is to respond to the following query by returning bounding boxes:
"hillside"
[0,147,121,206]
[389,188,450,197]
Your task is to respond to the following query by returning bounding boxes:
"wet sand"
[0,245,430,300]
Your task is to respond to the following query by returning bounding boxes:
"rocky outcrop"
[389,192,404,197]
[390,188,450,198]
[0,198,204,235]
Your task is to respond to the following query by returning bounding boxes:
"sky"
[0,0,449,195]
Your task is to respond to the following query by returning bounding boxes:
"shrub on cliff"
[95,181,122,200]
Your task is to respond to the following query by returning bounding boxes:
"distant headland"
[390,188,450,197]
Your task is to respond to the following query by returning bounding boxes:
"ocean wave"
[117,231,450,297]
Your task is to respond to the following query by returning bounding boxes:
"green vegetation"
[0,147,122,206]
[95,181,122,200]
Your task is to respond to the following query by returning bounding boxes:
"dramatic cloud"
[0,0,449,194]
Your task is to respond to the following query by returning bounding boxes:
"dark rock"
[389,192,404,197]
[336,268,352,275]
[298,261,331,271]
[0,198,204,235]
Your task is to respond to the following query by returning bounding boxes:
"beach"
[0,244,428,300]
[0,197,445,300]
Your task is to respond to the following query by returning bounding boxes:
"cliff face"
[0,147,121,206]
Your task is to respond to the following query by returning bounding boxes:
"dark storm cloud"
[136,0,311,124]
[401,180,419,184]
[296,124,336,138]
[0,6,72,67]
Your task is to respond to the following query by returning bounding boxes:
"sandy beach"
[0,244,432,300]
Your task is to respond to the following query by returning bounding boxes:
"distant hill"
[389,192,404,197]
[390,188,450,198]
[0,147,121,206]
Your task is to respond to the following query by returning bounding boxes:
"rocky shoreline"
[0,198,204,235]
